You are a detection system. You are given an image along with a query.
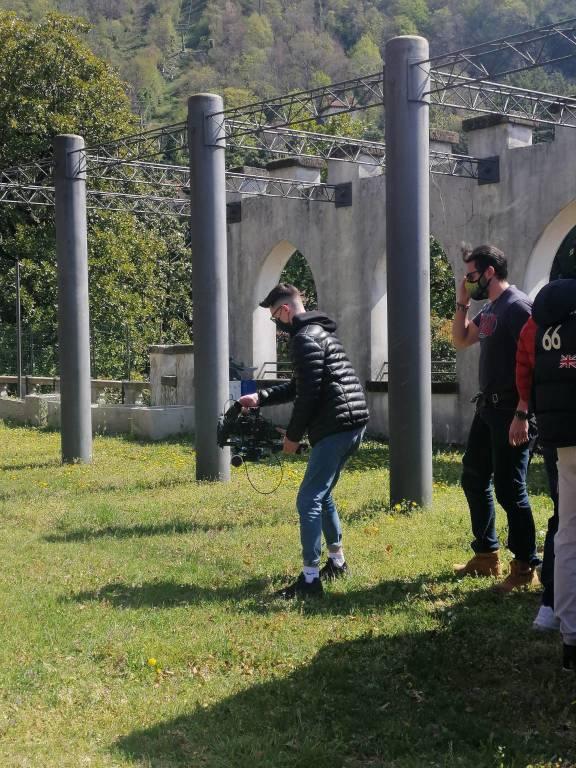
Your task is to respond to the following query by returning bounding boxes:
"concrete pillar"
[188,94,230,481]
[462,114,533,157]
[384,37,433,507]
[429,129,460,154]
[265,157,323,182]
[54,134,92,464]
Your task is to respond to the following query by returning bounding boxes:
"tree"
[0,12,193,378]
[0,12,136,166]
[430,237,456,363]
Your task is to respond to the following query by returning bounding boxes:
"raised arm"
[452,277,480,349]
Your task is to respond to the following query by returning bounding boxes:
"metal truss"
[0,160,53,187]
[80,122,188,167]
[212,72,385,136]
[0,182,191,216]
[227,122,483,179]
[0,170,342,212]
[430,70,576,127]
[226,122,386,164]
[225,172,337,202]
[85,157,190,189]
[423,17,576,93]
[0,182,55,208]
[429,151,479,179]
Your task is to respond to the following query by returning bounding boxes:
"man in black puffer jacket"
[238,283,369,599]
[531,278,576,670]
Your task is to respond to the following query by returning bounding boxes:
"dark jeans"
[461,406,539,565]
[540,445,559,608]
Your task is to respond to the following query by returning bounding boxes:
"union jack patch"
[559,354,576,369]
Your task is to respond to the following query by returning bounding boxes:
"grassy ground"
[0,421,574,768]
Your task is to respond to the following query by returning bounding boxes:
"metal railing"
[256,361,294,379]
[375,359,457,384]
[0,375,149,404]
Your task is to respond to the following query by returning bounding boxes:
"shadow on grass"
[44,516,269,543]
[0,474,201,503]
[65,578,270,608]
[66,573,457,615]
[0,459,61,471]
[114,585,571,768]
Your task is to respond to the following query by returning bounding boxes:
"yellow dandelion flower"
[147,657,157,667]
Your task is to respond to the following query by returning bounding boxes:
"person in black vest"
[452,244,540,591]
[238,283,369,599]
[531,278,576,670]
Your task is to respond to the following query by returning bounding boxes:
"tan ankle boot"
[493,559,539,593]
[454,551,502,577]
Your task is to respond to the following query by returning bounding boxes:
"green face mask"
[465,273,491,301]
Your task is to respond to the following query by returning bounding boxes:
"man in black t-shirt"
[452,244,539,592]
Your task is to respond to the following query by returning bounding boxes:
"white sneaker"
[532,605,560,632]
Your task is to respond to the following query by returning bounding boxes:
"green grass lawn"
[0,421,574,768]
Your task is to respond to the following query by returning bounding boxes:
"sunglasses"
[271,304,287,321]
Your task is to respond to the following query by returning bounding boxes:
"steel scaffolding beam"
[210,72,385,135]
[225,172,338,202]
[423,17,576,92]
[0,172,345,212]
[429,70,576,126]
[81,122,188,166]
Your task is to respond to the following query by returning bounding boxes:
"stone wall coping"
[149,344,194,355]
[266,156,325,171]
[329,144,386,159]
[462,114,534,132]
[429,128,460,144]
[228,165,269,176]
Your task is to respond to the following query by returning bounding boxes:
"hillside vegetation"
[0,0,575,125]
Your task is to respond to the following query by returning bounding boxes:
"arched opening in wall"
[550,224,576,280]
[525,200,576,297]
[371,238,455,382]
[430,237,456,383]
[275,251,318,377]
[371,258,387,380]
[252,241,318,379]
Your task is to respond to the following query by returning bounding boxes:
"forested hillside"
[0,0,574,126]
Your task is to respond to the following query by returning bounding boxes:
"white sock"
[302,566,320,583]
[328,550,345,567]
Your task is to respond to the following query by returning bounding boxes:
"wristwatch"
[514,410,529,420]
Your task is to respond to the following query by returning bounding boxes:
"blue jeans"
[297,427,365,567]
[461,407,539,565]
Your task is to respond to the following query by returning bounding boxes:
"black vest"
[533,314,576,447]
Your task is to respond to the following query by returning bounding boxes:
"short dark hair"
[463,244,508,280]
[259,283,301,308]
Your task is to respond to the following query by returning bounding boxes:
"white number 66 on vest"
[542,325,562,351]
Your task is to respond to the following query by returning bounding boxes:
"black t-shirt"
[472,285,532,393]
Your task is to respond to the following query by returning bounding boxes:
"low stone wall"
[0,395,194,441]
[0,386,465,445]
[366,384,464,445]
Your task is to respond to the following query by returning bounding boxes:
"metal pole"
[54,134,92,464]
[187,94,230,481]
[15,255,23,398]
[384,37,433,507]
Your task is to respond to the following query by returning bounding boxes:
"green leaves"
[0,12,136,166]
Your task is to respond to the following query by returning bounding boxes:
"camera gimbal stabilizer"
[217,401,306,467]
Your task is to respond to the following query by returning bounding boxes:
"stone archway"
[252,240,319,377]
[370,256,387,380]
[524,199,576,298]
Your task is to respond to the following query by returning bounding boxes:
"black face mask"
[272,318,292,334]
[465,272,492,301]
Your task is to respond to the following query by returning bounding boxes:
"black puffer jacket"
[259,312,369,445]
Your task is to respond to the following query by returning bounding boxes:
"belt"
[471,391,517,407]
